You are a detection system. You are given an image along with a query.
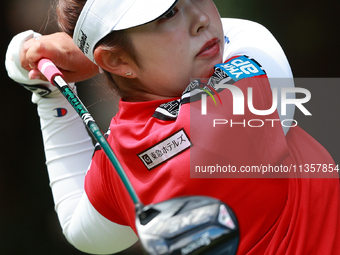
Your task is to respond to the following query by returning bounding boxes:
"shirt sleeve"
[32,94,138,254]
[5,30,138,254]
[221,18,295,135]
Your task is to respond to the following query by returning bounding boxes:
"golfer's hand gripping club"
[37,58,141,206]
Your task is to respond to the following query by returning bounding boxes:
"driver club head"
[135,196,239,255]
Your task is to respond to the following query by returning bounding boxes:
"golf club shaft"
[37,58,141,206]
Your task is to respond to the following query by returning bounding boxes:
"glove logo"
[54,108,67,117]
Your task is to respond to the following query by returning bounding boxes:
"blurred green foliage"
[214,0,339,77]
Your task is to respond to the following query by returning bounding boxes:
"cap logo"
[78,30,89,55]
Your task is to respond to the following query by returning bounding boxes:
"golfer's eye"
[160,8,177,20]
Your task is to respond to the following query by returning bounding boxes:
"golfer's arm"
[6,30,137,254]
[33,94,138,254]
[222,18,295,135]
[64,193,139,254]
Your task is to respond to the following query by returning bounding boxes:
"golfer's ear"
[94,46,136,78]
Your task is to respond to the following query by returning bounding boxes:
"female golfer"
[6,0,340,254]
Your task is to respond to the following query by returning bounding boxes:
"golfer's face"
[126,0,224,99]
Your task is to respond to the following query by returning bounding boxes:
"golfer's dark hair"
[55,0,140,98]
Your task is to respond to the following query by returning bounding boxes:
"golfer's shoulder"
[221,18,271,37]
[221,18,292,78]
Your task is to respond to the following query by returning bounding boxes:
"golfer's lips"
[196,38,220,57]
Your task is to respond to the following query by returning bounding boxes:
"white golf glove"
[5,30,59,97]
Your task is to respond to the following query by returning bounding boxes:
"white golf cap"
[73,0,178,63]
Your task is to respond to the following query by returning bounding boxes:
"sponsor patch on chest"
[138,128,191,170]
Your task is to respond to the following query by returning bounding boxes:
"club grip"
[37,58,64,84]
